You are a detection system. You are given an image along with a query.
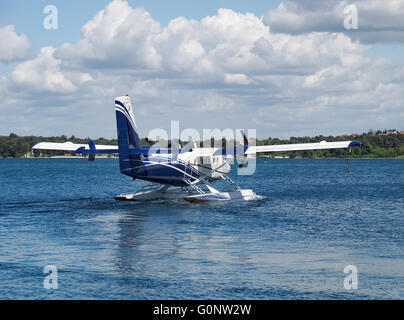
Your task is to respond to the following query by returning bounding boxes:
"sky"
[1,0,404,139]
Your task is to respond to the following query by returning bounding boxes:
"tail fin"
[115,95,142,177]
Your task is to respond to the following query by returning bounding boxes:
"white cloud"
[0,25,32,62]
[57,1,163,70]
[263,0,404,44]
[2,0,404,138]
[54,1,368,79]
[56,3,272,77]
[10,47,91,93]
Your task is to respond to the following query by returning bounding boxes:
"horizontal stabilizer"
[73,146,118,155]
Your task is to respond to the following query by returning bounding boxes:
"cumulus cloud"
[56,1,163,70]
[55,0,367,79]
[263,0,404,44]
[10,47,92,93]
[55,1,273,77]
[1,0,404,138]
[0,25,32,62]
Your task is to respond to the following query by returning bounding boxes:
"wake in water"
[246,194,267,201]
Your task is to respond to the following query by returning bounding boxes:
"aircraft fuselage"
[131,148,231,186]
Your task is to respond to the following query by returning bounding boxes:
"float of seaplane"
[32,95,360,203]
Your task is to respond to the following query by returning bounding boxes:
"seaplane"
[32,95,360,202]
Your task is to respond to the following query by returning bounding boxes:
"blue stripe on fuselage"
[131,161,201,186]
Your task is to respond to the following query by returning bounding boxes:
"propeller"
[212,130,253,167]
[88,140,96,161]
[236,130,249,168]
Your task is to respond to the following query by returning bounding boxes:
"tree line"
[0,130,403,158]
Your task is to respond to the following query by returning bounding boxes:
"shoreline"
[2,156,404,159]
[2,156,117,159]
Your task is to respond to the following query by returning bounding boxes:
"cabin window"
[197,156,211,165]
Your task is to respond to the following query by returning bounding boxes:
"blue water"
[0,158,403,299]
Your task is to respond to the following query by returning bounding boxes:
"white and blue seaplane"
[33,95,360,203]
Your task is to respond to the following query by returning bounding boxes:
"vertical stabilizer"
[115,95,142,177]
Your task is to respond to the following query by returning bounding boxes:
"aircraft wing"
[32,141,118,160]
[32,142,118,153]
[245,140,360,154]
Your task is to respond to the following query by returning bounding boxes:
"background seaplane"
[33,95,360,202]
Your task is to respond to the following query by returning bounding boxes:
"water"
[0,158,403,299]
